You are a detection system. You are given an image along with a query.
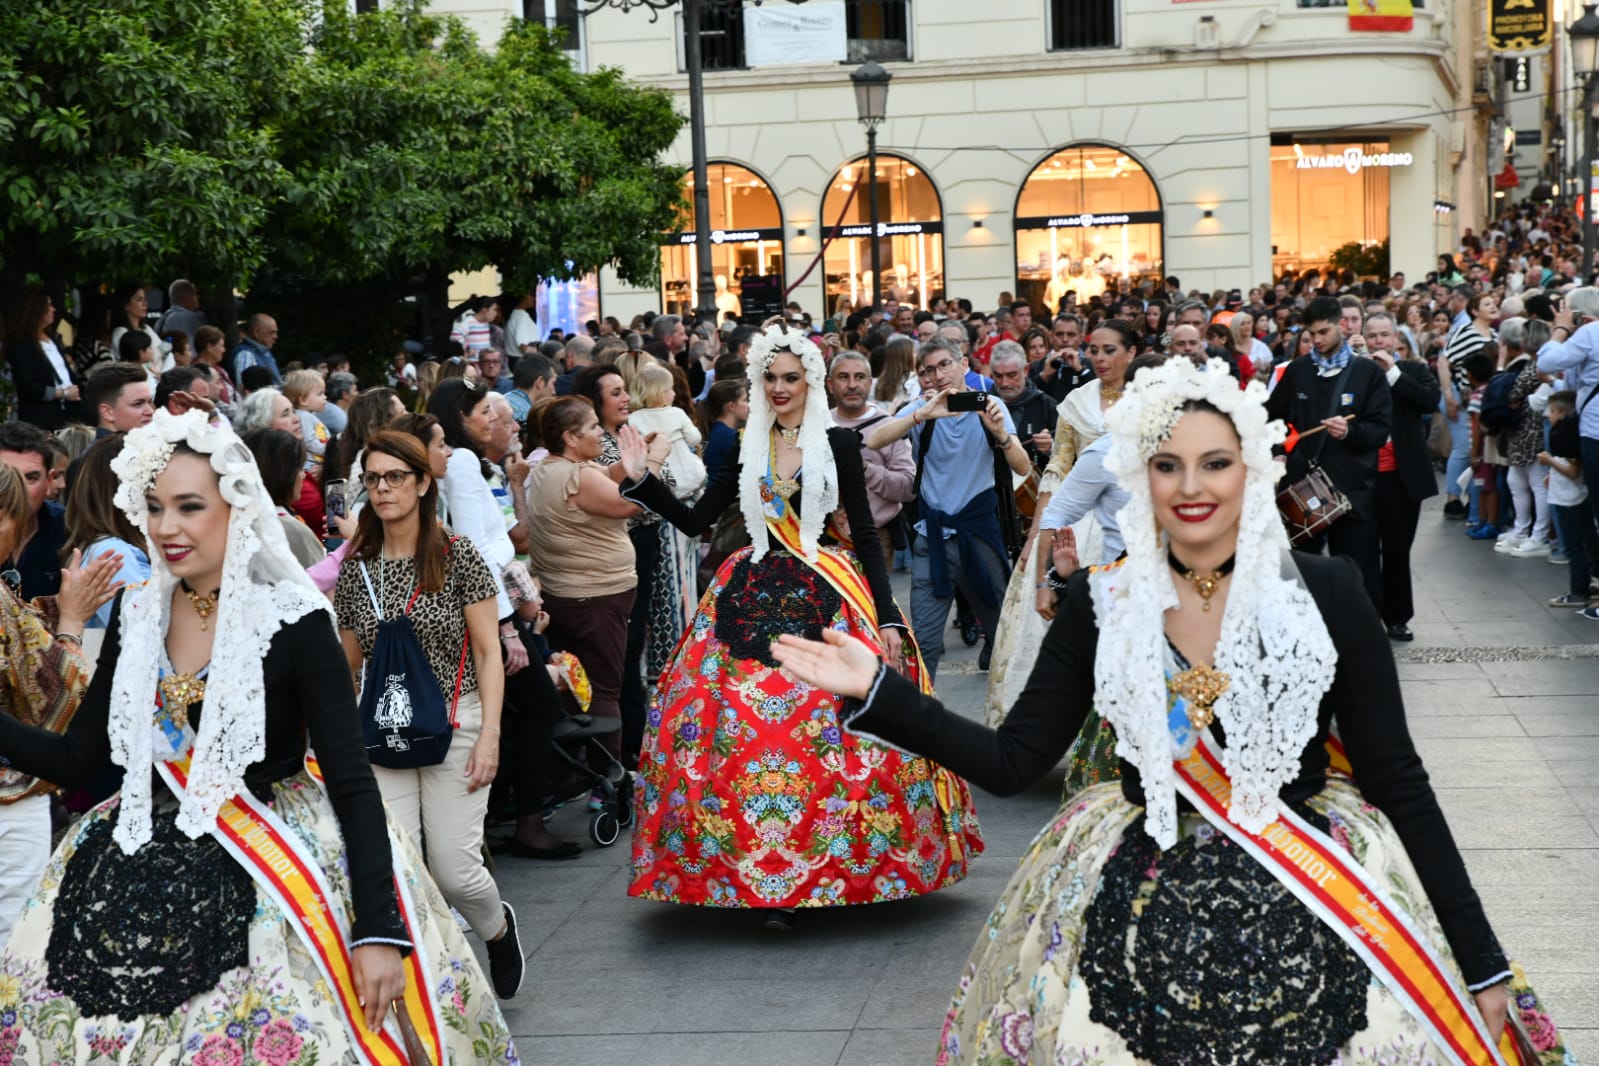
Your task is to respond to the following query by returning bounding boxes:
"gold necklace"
[180,579,220,630]
[1101,385,1123,405]
[1170,663,1230,730]
[1167,549,1235,612]
[775,424,801,447]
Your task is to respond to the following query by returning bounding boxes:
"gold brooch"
[1170,664,1230,730]
[159,672,207,729]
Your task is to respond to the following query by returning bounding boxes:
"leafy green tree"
[250,3,686,364]
[0,0,302,317]
[2,0,686,372]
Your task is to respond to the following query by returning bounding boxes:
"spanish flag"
[1349,0,1413,31]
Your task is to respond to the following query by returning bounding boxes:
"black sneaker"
[978,639,993,671]
[1442,499,1467,520]
[764,907,796,932]
[486,902,525,999]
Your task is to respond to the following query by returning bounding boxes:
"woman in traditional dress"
[982,320,1136,798]
[0,411,519,1065]
[773,359,1571,1066]
[619,323,984,931]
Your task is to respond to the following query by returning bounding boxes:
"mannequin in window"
[891,264,918,310]
[1044,257,1076,316]
[714,274,742,319]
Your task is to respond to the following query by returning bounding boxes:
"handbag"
[1426,412,1453,460]
[356,556,467,769]
[1275,362,1354,548]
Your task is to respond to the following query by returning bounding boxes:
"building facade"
[432,0,1487,325]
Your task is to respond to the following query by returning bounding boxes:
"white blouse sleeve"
[441,450,513,617]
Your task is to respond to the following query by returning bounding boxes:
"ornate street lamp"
[850,60,892,311]
[1569,3,1599,279]
[581,0,804,326]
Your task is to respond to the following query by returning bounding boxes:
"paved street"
[489,507,1599,1066]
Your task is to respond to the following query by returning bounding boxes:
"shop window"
[536,271,600,340]
[1013,145,1162,314]
[1269,139,1396,277]
[1050,0,1118,51]
[659,162,785,320]
[820,154,943,319]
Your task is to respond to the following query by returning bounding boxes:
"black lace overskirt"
[713,551,843,666]
[46,807,255,1020]
[1078,812,1369,1066]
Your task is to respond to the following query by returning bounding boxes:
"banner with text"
[1348,0,1414,32]
[1488,0,1552,54]
[744,2,847,67]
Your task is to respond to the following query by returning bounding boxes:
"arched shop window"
[659,162,785,320]
[820,154,943,317]
[1013,144,1164,315]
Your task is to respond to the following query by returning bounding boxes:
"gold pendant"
[1170,663,1230,730]
[772,477,800,500]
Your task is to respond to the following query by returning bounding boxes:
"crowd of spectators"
[2,205,1596,991]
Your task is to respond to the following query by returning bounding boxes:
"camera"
[947,391,990,413]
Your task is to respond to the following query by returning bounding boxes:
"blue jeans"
[1441,388,1472,504]
[910,532,1010,678]
[1553,503,1599,599]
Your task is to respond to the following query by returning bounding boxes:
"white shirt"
[505,308,539,351]
[39,339,71,390]
[440,449,514,617]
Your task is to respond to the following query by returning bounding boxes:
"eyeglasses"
[921,358,959,375]
[360,469,420,491]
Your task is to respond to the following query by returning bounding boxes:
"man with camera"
[866,337,1032,676]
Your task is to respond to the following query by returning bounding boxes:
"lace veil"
[107,410,331,854]
[1090,358,1338,849]
[736,323,837,563]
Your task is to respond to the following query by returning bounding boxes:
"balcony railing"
[684,0,911,72]
[1050,0,1118,51]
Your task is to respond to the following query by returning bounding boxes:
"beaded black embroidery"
[46,807,255,1021]
[1078,813,1368,1066]
[714,552,842,666]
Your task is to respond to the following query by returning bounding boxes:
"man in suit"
[1364,312,1442,641]
[1266,296,1393,611]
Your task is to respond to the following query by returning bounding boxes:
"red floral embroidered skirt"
[628,547,984,908]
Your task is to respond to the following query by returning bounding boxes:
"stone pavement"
[487,507,1599,1066]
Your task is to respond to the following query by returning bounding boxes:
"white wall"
[428,0,1476,319]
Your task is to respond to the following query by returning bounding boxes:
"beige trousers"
[373,690,504,940]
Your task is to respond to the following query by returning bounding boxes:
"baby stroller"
[545,652,633,847]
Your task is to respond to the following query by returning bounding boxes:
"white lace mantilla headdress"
[107,410,332,854]
[737,323,837,563]
[1092,358,1338,850]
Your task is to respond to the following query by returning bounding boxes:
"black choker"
[1167,548,1235,612]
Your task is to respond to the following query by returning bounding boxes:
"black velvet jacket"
[0,600,407,947]
[622,425,904,629]
[847,551,1507,987]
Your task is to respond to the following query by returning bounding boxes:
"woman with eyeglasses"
[333,430,527,997]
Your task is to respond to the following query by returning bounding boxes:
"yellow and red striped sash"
[157,754,444,1066]
[1171,735,1528,1066]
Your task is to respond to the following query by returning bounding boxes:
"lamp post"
[1551,131,1566,207]
[581,0,803,326]
[851,61,892,312]
[1569,3,1599,281]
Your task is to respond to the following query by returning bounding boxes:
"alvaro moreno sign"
[1295,149,1414,174]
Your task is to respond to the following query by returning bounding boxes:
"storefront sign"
[744,2,846,67]
[836,221,944,238]
[1293,148,1413,174]
[1014,210,1164,231]
[1488,0,1551,54]
[667,227,786,246]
